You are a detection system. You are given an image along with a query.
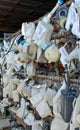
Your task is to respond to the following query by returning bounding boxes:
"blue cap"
[58,0,64,4]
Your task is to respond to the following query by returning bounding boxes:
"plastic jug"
[53,81,66,118]
[17,98,26,119]
[71,4,80,38]
[72,94,80,125]
[24,112,35,126]
[36,100,52,118]
[17,81,26,95]
[30,93,43,107]
[65,45,80,62]
[12,89,19,102]
[45,45,60,62]
[27,61,36,77]
[32,120,43,130]
[65,2,77,32]
[30,85,46,107]
[50,117,68,130]
[65,2,80,38]
[33,17,53,50]
[21,22,35,43]
[76,114,80,124]
[59,44,75,70]
[43,88,56,106]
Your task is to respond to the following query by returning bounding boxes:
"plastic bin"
[61,88,77,123]
[75,128,79,130]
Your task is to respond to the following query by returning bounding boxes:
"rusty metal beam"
[0,16,23,21]
[0,9,32,16]
[6,30,21,40]
[19,0,43,5]
[0,14,42,26]
[13,71,80,85]
[0,9,47,18]
[34,75,80,84]
[0,1,42,10]
[0,10,10,15]
[51,32,70,39]
[0,1,53,15]
[0,27,18,32]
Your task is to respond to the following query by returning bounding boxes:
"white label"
[59,47,68,57]
[36,26,45,37]
[72,10,76,22]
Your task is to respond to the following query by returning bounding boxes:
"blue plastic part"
[4,33,6,40]
[15,33,26,45]
[20,39,25,45]
[56,6,68,19]
[58,0,64,4]
[39,43,51,50]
